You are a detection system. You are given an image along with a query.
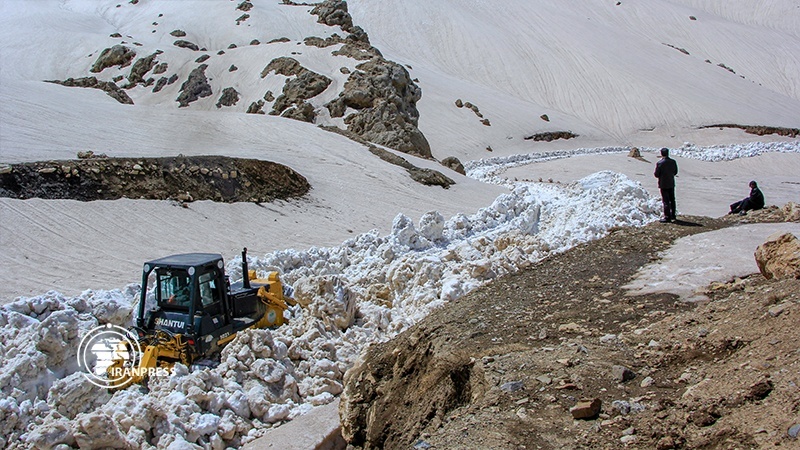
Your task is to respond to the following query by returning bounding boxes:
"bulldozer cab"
[138,253,229,337]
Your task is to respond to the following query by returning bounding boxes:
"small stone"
[38,167,57,174]
[600,334,618,344]
[535,376,552,385]
[500,381,524,392]
[768,303,791,317]
[788,423,800,439]
[640,376,655,388]
[611,365,636,383]
[570,398,601,420]
[620,435,638,444]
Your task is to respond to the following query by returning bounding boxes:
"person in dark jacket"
[654,147,679,222]
[729,180,765,215]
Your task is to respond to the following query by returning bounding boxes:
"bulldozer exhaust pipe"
[242,247,250,289]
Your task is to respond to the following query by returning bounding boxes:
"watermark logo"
[77,324,142,389]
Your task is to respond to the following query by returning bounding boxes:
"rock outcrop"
[176,64,212,107]
[173,39,200,51]
[441,156,466,175]
[755,232,800,280]
[326,58,431,158]
[125,52,160,87]
[216,87,240,108]
[90,45,136,73]
[261,57,331,118]
[47,77,133,105]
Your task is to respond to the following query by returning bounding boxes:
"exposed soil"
[341,211,800,449]
[0,155,310,204]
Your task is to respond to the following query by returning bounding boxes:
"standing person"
[729,180,765,215]
[654,147,678,223]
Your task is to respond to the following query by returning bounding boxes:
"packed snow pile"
[0,168,660,448]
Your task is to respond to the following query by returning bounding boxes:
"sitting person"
[729,180,765,215]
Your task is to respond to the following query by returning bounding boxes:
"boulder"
[754,232,800,279]
[90,45,136,73]
[628,147,642,158]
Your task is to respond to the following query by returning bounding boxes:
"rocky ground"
[340,210,800,449]
[0,155,310,204]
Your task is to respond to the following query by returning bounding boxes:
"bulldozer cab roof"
[145,253,223,270]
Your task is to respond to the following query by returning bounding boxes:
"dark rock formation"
[524,131,579,142]
[310,0,370,45]
[236,14,250,25]
[311,0,354,31]
[325,58,431,158]
[90,45,136,73]
[216,87,240,108]
[153,77,168,93]
[367,145,453,188]
[247,100,266,114]
[153,62,168,74]
[173,40,200,51]
[237,1,253,11]
[281,101,316,122]
[170,30,186,37]
[195,54,210,63]
[176,64,212,107]
[441,156,466,175]
[332,43,382,61]
[47,77,133,105]
[126,52,159,87]
[261,57,331,115]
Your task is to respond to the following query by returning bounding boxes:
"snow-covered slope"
[350,0,800,157]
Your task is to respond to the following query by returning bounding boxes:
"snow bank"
[2,141,794,448]
[465,141,800,181]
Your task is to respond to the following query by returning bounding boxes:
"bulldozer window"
[198,271,221,307]
[159,271,191,308]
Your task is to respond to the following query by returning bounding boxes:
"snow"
[1,0,799,448]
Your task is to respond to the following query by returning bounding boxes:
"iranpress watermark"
[77,324,171,388]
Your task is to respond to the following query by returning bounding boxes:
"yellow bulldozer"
[107,248,294,389]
